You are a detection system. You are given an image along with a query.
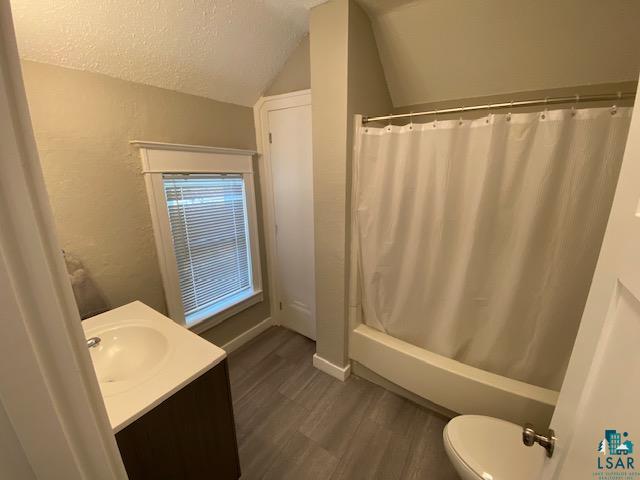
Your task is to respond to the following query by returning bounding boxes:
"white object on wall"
[63,250,109,319]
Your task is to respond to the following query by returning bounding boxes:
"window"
[136,142,262,331]
[163,174,253,323]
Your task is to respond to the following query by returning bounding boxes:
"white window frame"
[133,141,263,333]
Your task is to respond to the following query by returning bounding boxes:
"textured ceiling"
[10,0,324,106]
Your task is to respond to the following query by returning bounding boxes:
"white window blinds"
[163,174,253,322]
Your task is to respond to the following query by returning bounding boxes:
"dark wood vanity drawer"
[115,359,240,479]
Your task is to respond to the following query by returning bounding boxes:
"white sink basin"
[83,302,226,432]
[86,322,171,396]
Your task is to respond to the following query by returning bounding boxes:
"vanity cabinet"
[115,359,240,479]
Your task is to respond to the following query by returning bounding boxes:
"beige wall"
[0,401,34,480]
[310,0,350,366]
[347,2,393,121]
[22,60,269,346]
[310,0,392,366]
[264,35,310,97]
[366,0,640,107]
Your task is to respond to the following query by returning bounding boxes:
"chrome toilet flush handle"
[86,336,101,348]
[523,423,556,458]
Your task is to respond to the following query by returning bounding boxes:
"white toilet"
[443,415,545,480]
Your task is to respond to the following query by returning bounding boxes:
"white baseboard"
[221,317,274,354]
[313,353,351,382]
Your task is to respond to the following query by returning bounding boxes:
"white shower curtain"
[355,107,632,390]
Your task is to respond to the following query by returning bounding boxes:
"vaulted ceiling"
[359,0,640,107]
[11,0,640,109]
[10,0,323,107]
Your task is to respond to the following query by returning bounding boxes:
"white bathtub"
[349,322,558,428]
[348,116,557,429]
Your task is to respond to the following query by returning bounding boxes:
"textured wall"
[22,60,269,345]
[264,35,310,97]
[310,0,392,367]
[361,0,640,107]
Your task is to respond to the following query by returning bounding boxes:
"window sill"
[187,289,263,335]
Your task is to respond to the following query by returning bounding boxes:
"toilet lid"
[444,415,545,480]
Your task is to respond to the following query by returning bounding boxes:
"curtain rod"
[362,91,636,124]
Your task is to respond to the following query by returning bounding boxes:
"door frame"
[0,2,126,477]
[253,89,313,327]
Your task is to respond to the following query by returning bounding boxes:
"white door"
[526,86,640,479]
[267,102,316,340]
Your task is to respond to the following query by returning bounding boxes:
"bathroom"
[1,0,640,479]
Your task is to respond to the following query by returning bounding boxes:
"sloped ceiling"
[10,0,324,106]
[359,0,640,107]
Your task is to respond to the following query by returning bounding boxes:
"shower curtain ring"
[611,92,622,115]
[459,105,465,126]
[506,100,513,122]
[571,94,579,117]
[541,97,549,120]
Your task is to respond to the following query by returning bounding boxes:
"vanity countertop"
[83,301,226,433]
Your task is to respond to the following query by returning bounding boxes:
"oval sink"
[87,323,170,396]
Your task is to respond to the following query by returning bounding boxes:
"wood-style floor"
[227,326,461,480]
